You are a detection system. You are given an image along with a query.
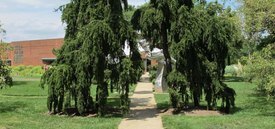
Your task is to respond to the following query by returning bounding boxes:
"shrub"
[11,65,45,77]
[242,44,275,98]
[224,63,243,77]
[225,65,237,76]
[0,60,13,88]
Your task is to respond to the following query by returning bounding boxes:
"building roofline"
[42,58,56,60]
[11,38,64,43]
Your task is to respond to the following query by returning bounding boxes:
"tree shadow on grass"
[55,97,123,118]
[156,101,170,110]
[224,76,244,82]
[0,81,28,88]
[229,107,243,114]
[12,81,28,86]
[105,97,123,117]
[0,101,26,113]
[156,101,243,115]
[1,94,46,97]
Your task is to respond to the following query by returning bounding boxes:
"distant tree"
[0,23,12,89]
[0,22,13,62]
[0,42,13,62]
[0,42,9,60]
[238,0,275,54]
[40,0,142,116]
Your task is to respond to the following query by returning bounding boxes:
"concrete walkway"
[118,73,163,129]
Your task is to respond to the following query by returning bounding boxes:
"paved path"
[118,73,164,129]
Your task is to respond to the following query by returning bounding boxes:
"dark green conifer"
[41,0,141,116]
[132,0,237,113]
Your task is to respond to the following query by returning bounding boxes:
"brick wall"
[7,38,157,67]
[8,38,63,66]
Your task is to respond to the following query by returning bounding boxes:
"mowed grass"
[0,78,137,129]
[155,77,275,129]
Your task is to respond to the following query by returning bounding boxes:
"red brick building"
[6,38,157,69]
[7,38,63,66]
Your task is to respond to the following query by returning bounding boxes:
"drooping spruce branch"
[168,2,237,113]
[40,0,142,116]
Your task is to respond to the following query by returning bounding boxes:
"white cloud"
[0,0,146,42]
[0,11,65,41]
[0,0,69,42]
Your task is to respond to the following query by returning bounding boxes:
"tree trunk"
[227,54,231,65]
[97,55,107,116]
[161,22,172,74]
[110,80,114,93]
[193,90,200,107]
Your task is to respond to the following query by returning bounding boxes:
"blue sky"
[0,0,149,42]
[0,0,239,42]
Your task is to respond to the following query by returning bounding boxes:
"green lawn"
[155,77,275,129]
[0,78,136,129]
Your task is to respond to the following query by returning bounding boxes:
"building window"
[14,45,23,64]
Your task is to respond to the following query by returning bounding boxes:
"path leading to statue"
[118,73,164,129]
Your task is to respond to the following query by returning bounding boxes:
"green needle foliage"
[169,2,238,113]
[133,0,238,113]
[40,0,142,116]
[119,58,135,114]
